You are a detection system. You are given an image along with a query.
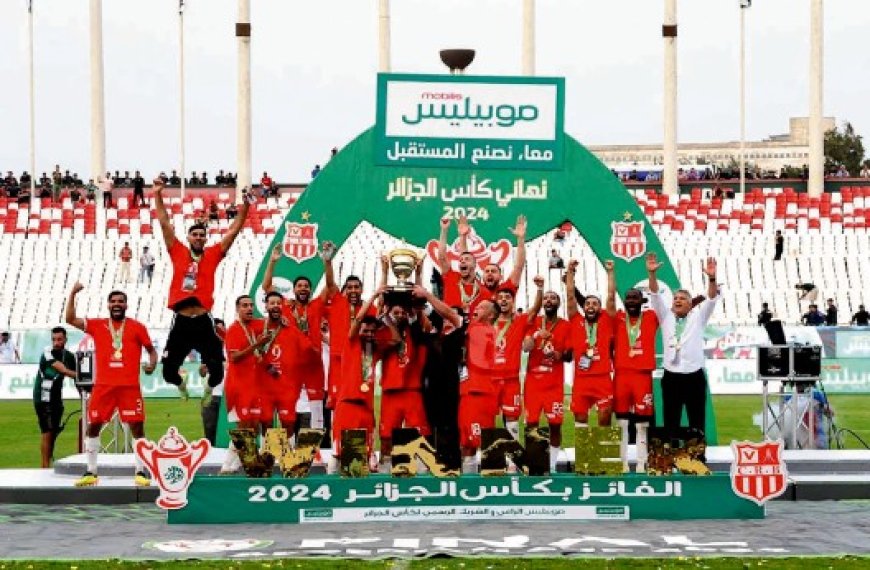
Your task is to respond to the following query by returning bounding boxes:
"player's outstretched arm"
[605,259,617,317]
[527,275,544,318]
[152,178,176,249]
[437,217,451,274]
[704,257,719,300]
[350,286,386,340]
[220,192,251,253]
[65,282,86,331]
[566,260,579,319]
[413,285,462,330]
[507,214,527,286]
[321,241,339,299]
[456,214,470,254]
[646,252,663,293]
[262,244,281,293]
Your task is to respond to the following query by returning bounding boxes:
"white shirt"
[649,288,719,374]
[140,252,156,267]
[0,339,18,363]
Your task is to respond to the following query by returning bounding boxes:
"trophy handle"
[134,438,158,478]
[188,439,212,476]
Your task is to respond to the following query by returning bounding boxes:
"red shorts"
[495,376,522,420]
[613,369,654,418]
[379,389,430,439]
[301,358,326,401]
[458,392,498,449]
[332,399,374,453]
[229,389,262,423]
[260,385,300,425]
[571,373,614,415]
[88,384,144,425]
[524,374,565,426]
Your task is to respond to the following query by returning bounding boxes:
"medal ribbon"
[260,322,282,357]
[361,346,373,385]
[108,319,125,356]
[293,303,309,334]
[538,316,558,350]
[459,278,480,308]
[585,320,598,351]
[626,313,643,348]
[674,317,687,349]
[495,316,513,347]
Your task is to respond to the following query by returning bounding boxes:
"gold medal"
[586,347,595,358]
[360,383,370,393]
[113,349,123,360]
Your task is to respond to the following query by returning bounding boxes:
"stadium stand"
[1,185,868,329]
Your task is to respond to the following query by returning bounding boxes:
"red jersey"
[324,293,378,356]
[166,241,224,311]
[570,311,615,376]
[85,318,153,387]
[120,247,132,262]
[377,323,418,391]
[339,339,380,405]
[281,298,325,356]
[526,315,571,380]
[493,312,530,379]
[258,322,311,389]
[224,319,263,394]
[443,270,519,314]
[463,320,497,394]
[613,309,659,372]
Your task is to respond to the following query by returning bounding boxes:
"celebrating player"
[647,252,719,443]
[436,214,527,313]
[262,244,327,431]
[153,177,249,395]
[522,279,571,473]
[492,278,542,440]
[219,295,270,474]
[65,283,158,487]
[566,259,617,428]
[613,283,660,473]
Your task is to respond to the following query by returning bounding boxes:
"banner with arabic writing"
[375,74,565,171]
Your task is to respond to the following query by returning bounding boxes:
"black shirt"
[758,309,773,326]
[826,307,838,326]
[852,310,870,326]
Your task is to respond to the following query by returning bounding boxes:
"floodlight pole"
[522,0,535,76]
[179,1,187,199]
[662,0,678,196]
[236,0,252,201]
[89,0,107,181]
[378,0,391,72]
[28,1,36,195]
[808,0,824,198]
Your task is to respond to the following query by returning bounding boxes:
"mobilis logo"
[421,92,463,100]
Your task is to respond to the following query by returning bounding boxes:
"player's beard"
[544,307,558,319]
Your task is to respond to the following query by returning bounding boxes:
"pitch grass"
[0,395,868,468]
[0,558,869,569]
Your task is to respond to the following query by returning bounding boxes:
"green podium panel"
[167,474,762,524]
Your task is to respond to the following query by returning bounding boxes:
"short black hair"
[265,291,284,303]
[235,294,252,307]
[51,326,67,337]
[294,276,312,287]
[188,223,207,234]
[107,290,127,302]
[342,275,362,290]
[360,315,380,328]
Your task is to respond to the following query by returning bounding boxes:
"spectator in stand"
[548,248,564,269]
[331,147,338,159]
[70,185,82,203]
[758,302,773,326]
[62,170,73,186]
[119,241,133,283]
[158,172,169,183]
[215,170,225,185]
[123,170,132,186]
[51,168,62,201]
[188,171,200,185]
[0,332,21,363]
[226,202,238,220]
[851,305,870,326]
[208,200,220,222]
[20,171,31,188]
[5,171,18,187]
[835,165,849,178]
[796,282,818,305]
[825,299,838,326]
[801,304,825,326]
[553,228,566,244]
[112,170,122,185]
[17,185,31,205]
[85,179,97,202]
[169,170,181,185]
[311,164,321,179]
[201,172,209,185]
[39,172,50,188]
[73,173,83,186]
[860,163,870,179]
[774,230,784,261]
[98,174,113,208]
[260,172,275,197]
[132,171,146,207]
[226,172,236,185]
[139,246,156,285]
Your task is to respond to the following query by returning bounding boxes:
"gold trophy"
[388,248,419,291]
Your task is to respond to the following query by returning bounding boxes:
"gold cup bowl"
[389,248,419,290]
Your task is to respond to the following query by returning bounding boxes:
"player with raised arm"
[66,283,158,487]
[566,259,617,428]
[152,177,249,396]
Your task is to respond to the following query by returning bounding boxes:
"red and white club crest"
[282,222,319,263]
[730,440,789,506]
[610,221,647,262]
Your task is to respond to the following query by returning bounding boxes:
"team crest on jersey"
[730,440,788,505]
[610,220,646,262]
[282,222,319,263]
